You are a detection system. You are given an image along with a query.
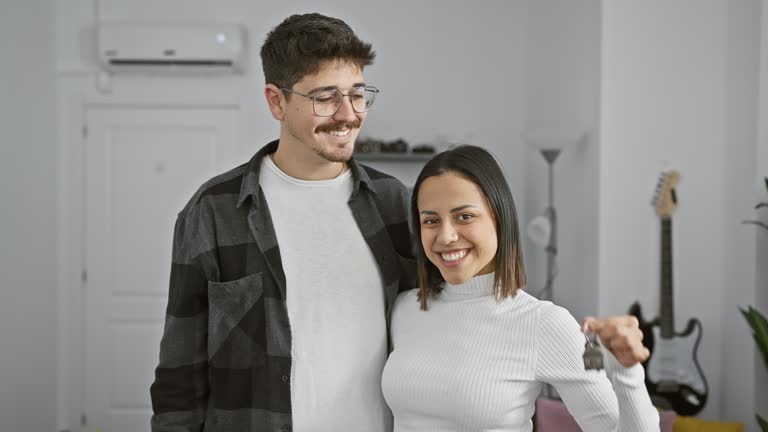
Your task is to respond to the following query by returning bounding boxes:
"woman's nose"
[437,222,459,244]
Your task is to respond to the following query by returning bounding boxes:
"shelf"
[353,152,436,162]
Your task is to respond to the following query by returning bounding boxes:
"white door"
[84,106,249,432]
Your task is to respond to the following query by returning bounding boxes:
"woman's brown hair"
[411,145,526,310]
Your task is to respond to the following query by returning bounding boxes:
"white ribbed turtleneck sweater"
[381,273,659,432]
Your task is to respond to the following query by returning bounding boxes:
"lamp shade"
[527,215,551,247]
[521,129,586,152]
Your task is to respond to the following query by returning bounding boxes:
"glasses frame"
[280,85,380,117]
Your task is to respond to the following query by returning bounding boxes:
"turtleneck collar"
[441,272,497,299]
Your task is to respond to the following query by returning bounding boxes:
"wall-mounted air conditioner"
[96,22,247,73]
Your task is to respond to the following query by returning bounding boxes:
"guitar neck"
[660,217,675,338]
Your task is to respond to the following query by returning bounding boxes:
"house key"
[582,323,604,371]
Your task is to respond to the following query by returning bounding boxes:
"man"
[150,13,415,432]
[150,12,652,432]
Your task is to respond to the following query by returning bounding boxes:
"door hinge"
[81,269,87,283]
[81,412,87,426]
[82,124,88,138]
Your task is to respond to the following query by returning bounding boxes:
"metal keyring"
[582,323,599,347]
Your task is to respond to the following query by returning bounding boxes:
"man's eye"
[314,96,335,103]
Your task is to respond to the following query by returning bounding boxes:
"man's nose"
[332,95,357,123]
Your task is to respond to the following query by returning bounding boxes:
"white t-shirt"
[260,156,390,432]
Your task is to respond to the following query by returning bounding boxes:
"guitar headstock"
[653,170,680,217]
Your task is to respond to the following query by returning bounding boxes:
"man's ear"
[265,84,286,120]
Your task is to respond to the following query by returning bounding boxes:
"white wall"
[0,1,59,431]
[722,0,762,427]
[523,0,601,322]
[598,0,727,422]
[598,0,766,425]
[755,0,768,421]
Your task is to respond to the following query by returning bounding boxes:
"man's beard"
[314,119,361,162]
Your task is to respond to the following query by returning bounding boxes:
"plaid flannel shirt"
[150,140,416,432]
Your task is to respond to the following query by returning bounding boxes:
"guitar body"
[644,318,708,416]
[628,301,656,358]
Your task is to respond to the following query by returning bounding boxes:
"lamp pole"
[525,130,585,401]
[540,149,561,303]
[538,148,562,400]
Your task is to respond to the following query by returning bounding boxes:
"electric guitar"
[628,171,708,416]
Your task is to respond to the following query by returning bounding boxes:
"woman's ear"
[265,84,286,121]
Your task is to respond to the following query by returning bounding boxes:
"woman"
[381,145,658,431]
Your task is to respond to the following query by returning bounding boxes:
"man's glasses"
[280,86,379,117]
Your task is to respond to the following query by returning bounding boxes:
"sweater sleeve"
[534,303,659,432]
[603,346,660,431]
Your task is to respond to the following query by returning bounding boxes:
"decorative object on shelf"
[381,138,408,153]
[741,176,768,432]
[522,130,585,303]
[411,144,436,154]
[353,152,434,162]
[355,137,409,153]
[353,138,437,161]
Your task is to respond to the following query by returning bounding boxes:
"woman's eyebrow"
[419,204,478,215]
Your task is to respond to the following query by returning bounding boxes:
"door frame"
[56,74,250,431]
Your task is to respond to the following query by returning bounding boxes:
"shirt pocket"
[207,272,266,369]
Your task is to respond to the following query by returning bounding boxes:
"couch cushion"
[673,416,744,432]
[535,399,580,431]
[534,398,677,432]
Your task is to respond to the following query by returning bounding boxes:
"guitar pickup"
[657,381,680,393]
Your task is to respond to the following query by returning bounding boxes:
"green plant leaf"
[741,307,768,370]
[744,220,768,231]
[757,414,767,432]
[740,307,768,367]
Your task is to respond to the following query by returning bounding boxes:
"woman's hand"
[581,316,650,368]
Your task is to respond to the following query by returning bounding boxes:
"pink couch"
[534,398,675,432]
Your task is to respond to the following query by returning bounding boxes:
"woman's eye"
[458,213,474,221]
[421,218,438,225]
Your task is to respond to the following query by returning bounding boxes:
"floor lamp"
[527,147,560,303]
[524,130,584,400]
[523,130,584,303]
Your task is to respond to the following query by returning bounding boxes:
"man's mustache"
[316,120,361,133]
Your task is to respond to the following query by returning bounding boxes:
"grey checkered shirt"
[150,140,416,432]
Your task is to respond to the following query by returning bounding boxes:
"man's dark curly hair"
[260,13,376,90]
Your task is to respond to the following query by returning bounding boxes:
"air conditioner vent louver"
[97,22,246,73]
[108,59,235,67]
